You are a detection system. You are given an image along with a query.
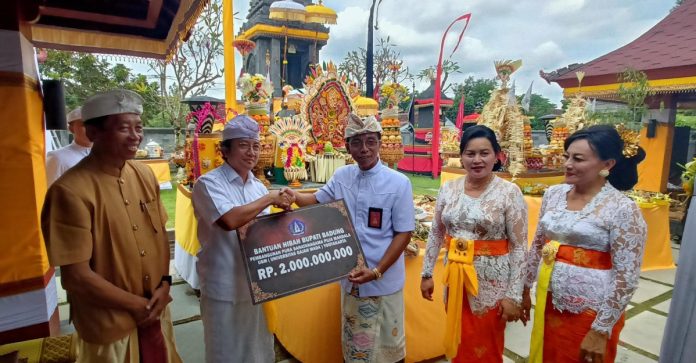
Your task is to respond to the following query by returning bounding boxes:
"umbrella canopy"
[305,1,337,25]
[269,0,307,22]
[233,39,256,57]
[29,0,207,61]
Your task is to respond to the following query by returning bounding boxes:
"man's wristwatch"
[421,272,433,279]
[159,275,173,287]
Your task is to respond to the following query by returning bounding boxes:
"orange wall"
[636,123,673,193]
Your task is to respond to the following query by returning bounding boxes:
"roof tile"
[550,0,696,81]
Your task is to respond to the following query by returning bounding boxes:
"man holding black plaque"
[191,115,294,363]
[286,113,415,363]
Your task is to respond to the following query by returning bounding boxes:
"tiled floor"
[621,311,668,356]
[169,283,201,322]
[55,253,678,363]
[615,346,659,363]
[173,319,205,363]
[652,299,671,314]
[630,279,673,304]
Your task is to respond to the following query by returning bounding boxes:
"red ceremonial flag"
[455,94,466,137]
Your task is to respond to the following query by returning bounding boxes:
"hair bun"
[628,146,646,164]
[609,146,646,191]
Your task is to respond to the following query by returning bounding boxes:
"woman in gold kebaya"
[420,125,528,362]
[525,125,647,363]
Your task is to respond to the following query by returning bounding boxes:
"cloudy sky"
[146,0,675,107]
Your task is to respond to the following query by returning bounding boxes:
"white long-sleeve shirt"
[46,142,91,186]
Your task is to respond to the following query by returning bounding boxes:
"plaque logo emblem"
[288,219,306,236]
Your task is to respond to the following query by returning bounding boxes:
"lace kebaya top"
[422,176,528,313]
[526,183,647,334]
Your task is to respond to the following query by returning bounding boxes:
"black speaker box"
[646,119,658,138]
[42,79,66,130]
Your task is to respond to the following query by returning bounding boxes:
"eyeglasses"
[348,138,380,149]
[236,142,261,153]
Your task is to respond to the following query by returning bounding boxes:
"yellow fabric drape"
[442,238,478,359]
[223,0,237,117]
[0,82,51,285]
[174,186,200,255]
[639,204,675,270]
[529,240,560,363]
[137,160,171,183]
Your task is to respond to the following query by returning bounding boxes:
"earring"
[599,169,610,177]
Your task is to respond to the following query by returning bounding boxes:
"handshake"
[269,187,296,211]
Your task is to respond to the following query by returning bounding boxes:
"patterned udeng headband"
[615,124,640,158]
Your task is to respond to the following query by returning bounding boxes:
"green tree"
[560,98,571,111]
[148,0,225,144]
[338,48,367,91]
[591,68,649,129]
[417,60,461,95]
[39,50,162,125]
[445,76,496,121]
[520,94,557,130]
[617,68,649,124]
[338,37,411,94]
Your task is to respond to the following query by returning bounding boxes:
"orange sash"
[556,245,612,270]
[444,236,509,256]
[442,235,509,359]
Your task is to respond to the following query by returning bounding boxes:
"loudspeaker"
[646,119,657,138]
[42,79,66,130]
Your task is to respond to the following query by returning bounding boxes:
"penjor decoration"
[269,116,312,187]
[477,59,528,177]
[546,72,596,168]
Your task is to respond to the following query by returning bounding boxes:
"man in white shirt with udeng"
[191,115,294,363]
[46,107,92,186]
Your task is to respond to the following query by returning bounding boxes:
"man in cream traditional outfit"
[46,107,92,186]
[285,113,415,363]
[192,115,294,363]
[42,89,181,363]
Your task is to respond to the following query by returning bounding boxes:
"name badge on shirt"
[368,207,383,229]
